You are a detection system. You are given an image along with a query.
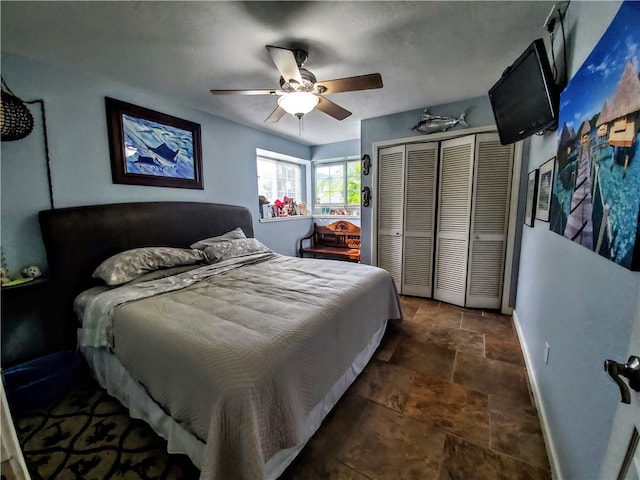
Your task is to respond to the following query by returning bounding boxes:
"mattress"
[76,253,401,479]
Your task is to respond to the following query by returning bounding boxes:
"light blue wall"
[515,2,640,478]
[0,53,312,275]
[359,95,496,264]
[310,139,359,161]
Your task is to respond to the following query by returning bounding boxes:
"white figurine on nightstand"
[21,266,42,279]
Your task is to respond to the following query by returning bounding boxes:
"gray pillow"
[203,238,271,263]
[190,227,247,250]
[92,247,207,286]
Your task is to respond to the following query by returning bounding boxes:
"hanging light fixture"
[0,81,34,142]
[0,77,55,208]
[277,92,319,118]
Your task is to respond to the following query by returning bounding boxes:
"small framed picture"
[536,157,555,222]
[261,204,273,219]
[525,169,538,227]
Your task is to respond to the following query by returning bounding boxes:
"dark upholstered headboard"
[39,201,254,347]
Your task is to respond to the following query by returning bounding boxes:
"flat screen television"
[488,38,559,145]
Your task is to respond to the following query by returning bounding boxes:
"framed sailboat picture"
[550,1,640,271]
[106,97,203,189]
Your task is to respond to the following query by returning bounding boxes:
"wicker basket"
[0,91,34,141]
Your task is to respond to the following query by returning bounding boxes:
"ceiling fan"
[211,45,383,123]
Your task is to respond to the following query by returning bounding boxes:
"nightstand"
[1,277,64,368]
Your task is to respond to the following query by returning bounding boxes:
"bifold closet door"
[433,135,475,306]
[465,134,514,309]
[377,145,405,289]
[402,142,438,297]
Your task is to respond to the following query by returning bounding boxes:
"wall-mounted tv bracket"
[543,1,569,32]
[544,1,569,90]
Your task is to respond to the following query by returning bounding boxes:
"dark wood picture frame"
[525,169,538,227]
[105,97,203,189]
[536,156,555,222]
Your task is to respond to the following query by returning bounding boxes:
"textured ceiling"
[1,1,555,146]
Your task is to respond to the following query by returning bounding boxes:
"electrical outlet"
[544,342,551,365]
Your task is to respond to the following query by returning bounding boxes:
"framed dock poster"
[550,1,640,271]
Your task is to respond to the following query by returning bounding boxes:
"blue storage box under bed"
[2,350,85,415]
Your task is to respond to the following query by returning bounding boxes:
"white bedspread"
[76,254,401,480]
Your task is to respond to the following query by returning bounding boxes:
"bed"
[38,201,401,480]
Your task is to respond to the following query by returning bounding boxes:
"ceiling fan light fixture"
[278,92,319,118]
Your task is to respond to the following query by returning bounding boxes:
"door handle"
[604,355,640,404]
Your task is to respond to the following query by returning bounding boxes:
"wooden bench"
[298,221,361,262]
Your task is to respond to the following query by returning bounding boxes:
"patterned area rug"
[14,378,200,480]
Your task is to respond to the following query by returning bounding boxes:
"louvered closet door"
[402,142,438,297]
[433,135,475,306]
[465,133,514,309]
[377,145,405,289]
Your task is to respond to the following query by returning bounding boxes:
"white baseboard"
[512,309,563,480]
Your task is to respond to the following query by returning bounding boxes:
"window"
[313,158,361,215]
[256,149,310,220]
[257,156,302,202]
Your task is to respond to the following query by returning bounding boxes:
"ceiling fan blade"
[211,89,282,96]
[315,73,383,94]
[265,45,303,85]
[316,97,352,120]
[264,105,286,124]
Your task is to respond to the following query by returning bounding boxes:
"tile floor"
[279,296,551,480]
